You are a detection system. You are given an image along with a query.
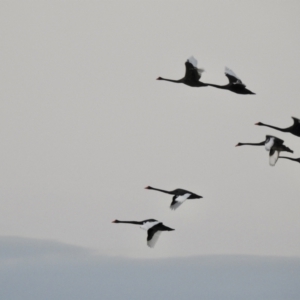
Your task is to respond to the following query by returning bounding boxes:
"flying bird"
[207,67,255,95]
[279,156,300,164]
[157,56,208,87]
[112,219,174,248]
[236,135,293,166]
[255,117,300,137]
[236,135,284,151]
[145,186,202,210]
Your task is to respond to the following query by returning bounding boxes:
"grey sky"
[0,1,300,260]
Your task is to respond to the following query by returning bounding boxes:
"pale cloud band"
[0,237,299,300]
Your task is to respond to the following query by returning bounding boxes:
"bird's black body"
[157,57,208,87]
[208,83,255,94]
[256,117,300,137]
[147,223,174,242]
[207,67,255,95]
[269,143,293,156]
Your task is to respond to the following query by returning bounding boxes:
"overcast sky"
[0,1,300,261]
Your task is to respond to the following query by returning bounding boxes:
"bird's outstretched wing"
[184,56,205,82]
[269,148,279,166]
[265,137,275,151]
[292,116,300,125]
[266,135,284,145]
[147,223,174,248]
[140,220,159,230]
[147,224,162,248]
[265,136,284,151]
[225,67,246,87]
[170,193,191,210]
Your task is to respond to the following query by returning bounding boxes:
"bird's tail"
[162,225,175,231]
[282,145,293,153]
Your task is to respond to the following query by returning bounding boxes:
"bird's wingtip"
[187,56,198,67]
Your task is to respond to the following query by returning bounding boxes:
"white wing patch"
[140,221,159,231]
[188,56,205,76]
[147,231,161,248]
[269,150,279,166]
[225,67,240,80]
[188,56,198,68]
[265,137,275,151]
[170,193,191,210]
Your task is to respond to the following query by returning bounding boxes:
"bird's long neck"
[238,141,265,146]
[147,187,173,195]
[158,77,182,83]
[115,220,143,225]
[199,81,209,87]
[206,83,228,90]
[259,123,289,132]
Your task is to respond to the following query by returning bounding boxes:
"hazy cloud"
[0,237,299,300]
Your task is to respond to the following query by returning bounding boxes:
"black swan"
[236,135,284,151]
[207,67,255,95]
[236,136,293,166]
[145,186,202,210]
[112,219,174,248]
[157,56,208,87]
